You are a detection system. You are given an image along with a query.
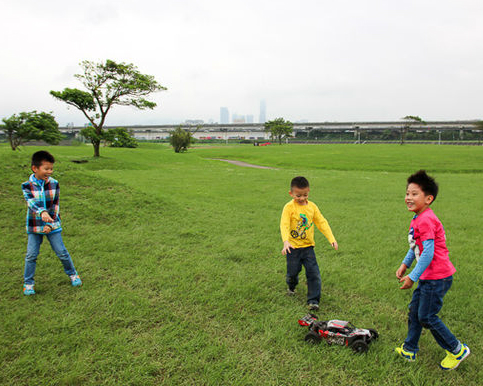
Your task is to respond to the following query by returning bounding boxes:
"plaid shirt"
[22,174,62,234]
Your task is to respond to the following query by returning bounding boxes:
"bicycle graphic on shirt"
[290,213,313,240]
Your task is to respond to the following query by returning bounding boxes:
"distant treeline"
[295,129,483,142]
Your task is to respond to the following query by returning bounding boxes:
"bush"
[70,139,85,146]
[104,127,138,148]
[169,127,194,153]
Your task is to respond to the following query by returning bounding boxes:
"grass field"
[1,143,482,385]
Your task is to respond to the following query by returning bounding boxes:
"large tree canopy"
[50,59,166,157]
[264,118,293,144]
[1,111,62,150]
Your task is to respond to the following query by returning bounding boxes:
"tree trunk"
[93,139,100,157]
[8,134,17,150]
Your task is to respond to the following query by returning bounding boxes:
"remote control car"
[298,314,378,353]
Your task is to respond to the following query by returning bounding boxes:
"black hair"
[291,176,309,189]
[407,170,438,203]
[31,151,55,167]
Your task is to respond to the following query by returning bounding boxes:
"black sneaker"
[287,288,296,296]
[308,303,319,311]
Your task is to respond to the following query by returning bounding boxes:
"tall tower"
[259,100,266,123]
[220,107,229,124]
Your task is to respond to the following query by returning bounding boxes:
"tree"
[1,111,63,150]
[50,59,166,157]
[474,120,483,145]
[400,116,425,145]
[169,126,194,153]
[103,127,138,148]
[264,118,293,144]
[474,120,483,131]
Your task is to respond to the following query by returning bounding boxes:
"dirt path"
[209,158,277,170]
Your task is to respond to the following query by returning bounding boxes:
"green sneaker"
[395,344,416,361]
[440,344,470,370]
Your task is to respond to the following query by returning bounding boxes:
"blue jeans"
[404,276,459,353]
[24,232,76,285]
[286,246,321,305]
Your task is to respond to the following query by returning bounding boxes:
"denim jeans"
[404,276,459,353]
[24,232,76,285]
[286,246,321,305]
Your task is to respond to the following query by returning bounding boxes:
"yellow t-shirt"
[280,200,336,248]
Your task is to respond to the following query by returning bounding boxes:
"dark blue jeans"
[286,246,321,305]
[24,232,77,285]
[404,276,459,353]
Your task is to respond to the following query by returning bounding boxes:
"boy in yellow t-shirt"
[280,176,338,311]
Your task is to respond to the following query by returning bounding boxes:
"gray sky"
[2,0,483,126]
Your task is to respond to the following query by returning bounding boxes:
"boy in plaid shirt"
[21,151,81,295]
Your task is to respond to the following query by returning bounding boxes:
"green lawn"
[1,143,482,385]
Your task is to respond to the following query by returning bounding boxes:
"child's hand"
[281,241,294,255]
[396,264,407,280]
[399,275,414,290]
[41,211,54,223]
[331,241,338,250]
[43,225,52,234]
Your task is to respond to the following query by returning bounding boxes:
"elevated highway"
[58,120,480,140]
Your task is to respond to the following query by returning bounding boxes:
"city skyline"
[219,102,266,124]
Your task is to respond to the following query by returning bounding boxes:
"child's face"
[32,161,54,181]
[289,186,310,205]
[405,183,433,215]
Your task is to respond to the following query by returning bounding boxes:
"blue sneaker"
[69,272,82,287]
[395,344,417,361]
[23,284,35,296]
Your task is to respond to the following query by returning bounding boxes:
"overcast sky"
[2,0,483,126]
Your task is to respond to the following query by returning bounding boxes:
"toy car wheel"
[305,331,322,344]
[315,321,327,330]
[368,329,379,341]
[351,340,368,353]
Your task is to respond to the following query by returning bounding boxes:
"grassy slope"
[0,143,482,385]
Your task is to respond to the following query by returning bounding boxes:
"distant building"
[259,100,266,123]
[220,107,229,124]
[232,113,246,123]
[246,115,254,123]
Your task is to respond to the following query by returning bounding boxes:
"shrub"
[104,127,138,148]
[169,127,194,153]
